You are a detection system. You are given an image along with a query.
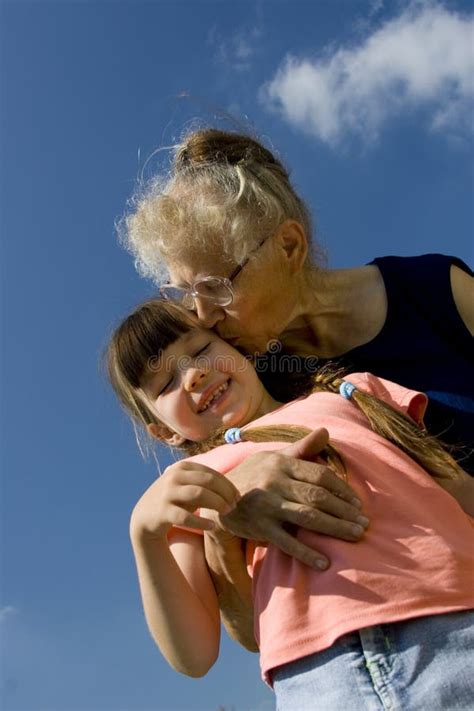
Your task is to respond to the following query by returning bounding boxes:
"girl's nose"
[184,367,207,392]
[193,296,225,329]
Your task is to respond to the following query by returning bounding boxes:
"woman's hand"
[129,462,241,542]
[201,512,259,653]
[436,469,474,517]
[220,428,369,570]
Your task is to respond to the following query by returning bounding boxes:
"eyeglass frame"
[159,235,269,309]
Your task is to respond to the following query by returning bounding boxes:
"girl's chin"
[220,413,244,428]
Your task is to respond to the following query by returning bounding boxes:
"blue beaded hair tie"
[224,427,242,444]
[339,381,357,399]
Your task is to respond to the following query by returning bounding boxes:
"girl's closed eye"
[157,377,174,397]
[157,344,211,397]
[194,342,211,357]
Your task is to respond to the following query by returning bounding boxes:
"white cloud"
[261,2,474,147]
[0,605,19,622]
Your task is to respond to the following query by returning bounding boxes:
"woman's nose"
[183,367,207,392]
[193,296,225,329]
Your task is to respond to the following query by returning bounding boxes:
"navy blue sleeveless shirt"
[339,254,473,474]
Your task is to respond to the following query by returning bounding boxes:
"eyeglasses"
[160,236,268,309]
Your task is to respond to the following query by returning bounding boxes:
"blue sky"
[1,1,472,709]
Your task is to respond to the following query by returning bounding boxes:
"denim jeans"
[272,611,474,710]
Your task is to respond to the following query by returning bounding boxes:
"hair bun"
[174,128,284,172]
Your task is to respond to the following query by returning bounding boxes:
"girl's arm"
[131,528,219,677]
[129,462,241,677]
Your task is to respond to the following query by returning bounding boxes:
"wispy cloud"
[261,1,474,148]
[369,0,385,19]
[208,17,263,73]
[0,605,19,622]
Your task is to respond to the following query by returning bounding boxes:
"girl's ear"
[275,220,308,274]
[147,422,186,447]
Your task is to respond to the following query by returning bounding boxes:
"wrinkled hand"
[217,428,369,570]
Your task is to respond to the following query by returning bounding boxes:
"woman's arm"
[435,469,474,517]
[451,265,474,335]
[203,524,258,653]
[199,430,368,652]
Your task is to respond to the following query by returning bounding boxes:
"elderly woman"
[120,128,474,649]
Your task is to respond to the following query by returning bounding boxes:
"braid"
[183,365,465,485]
[311,367,464,483]
[186,423,346,479]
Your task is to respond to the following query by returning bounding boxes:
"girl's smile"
[141,328,279,444]
[197,378,231,413]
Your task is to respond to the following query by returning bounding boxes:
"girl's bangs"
[114,300,195,388]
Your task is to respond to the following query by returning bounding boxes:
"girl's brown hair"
[107,299,197,451]
[107,299,464,484]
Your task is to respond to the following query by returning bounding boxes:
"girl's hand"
[129,461,241,543]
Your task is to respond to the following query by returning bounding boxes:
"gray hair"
[118,128,319,285]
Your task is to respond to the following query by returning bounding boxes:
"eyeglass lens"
[160,279,233,307]
[194,278,233,305]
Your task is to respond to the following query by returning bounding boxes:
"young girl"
[107,299,474,710]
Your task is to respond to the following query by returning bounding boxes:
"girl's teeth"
[199,382,229,412]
